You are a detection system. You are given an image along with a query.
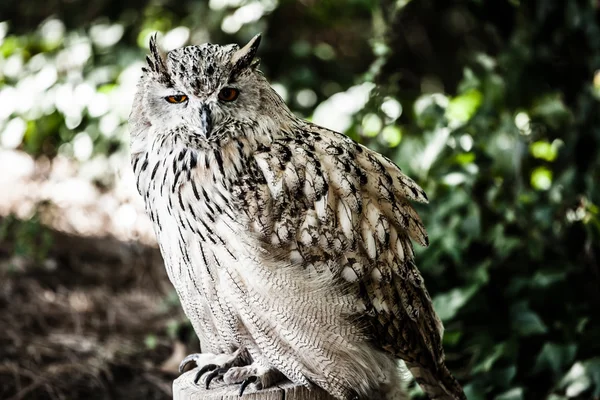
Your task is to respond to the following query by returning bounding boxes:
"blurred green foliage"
[0,213,52,263]
[1,0,599,398]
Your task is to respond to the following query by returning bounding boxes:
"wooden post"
[173,368,336,400]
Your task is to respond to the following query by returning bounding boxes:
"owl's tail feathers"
[405,361,466,400]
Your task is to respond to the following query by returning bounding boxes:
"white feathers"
[362,219,377,260]
[341,266,359,282]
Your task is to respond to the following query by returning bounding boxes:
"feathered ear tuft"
[147,33,168,74]
[230,33,261,75]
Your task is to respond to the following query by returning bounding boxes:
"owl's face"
[131,34,274,151]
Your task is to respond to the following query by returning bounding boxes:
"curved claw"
[239,376,258,396]
[179,354,199,373]
[193,364,218,385]
[205,368,229,390]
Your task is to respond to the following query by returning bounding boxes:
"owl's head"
[130,34,289,152]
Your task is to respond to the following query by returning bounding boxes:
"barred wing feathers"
[240,122,464,399]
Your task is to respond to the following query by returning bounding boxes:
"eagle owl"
[129,34,465,400]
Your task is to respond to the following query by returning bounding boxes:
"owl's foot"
[222,364,285,396]
[178,352,240,373]
[179,348,250,387]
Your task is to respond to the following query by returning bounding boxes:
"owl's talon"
[223,364,282,394]
[193,363,218,384]
[239,376,258,396]
[179,352,228,373]
[179,355,193,373]
[205,367,229,389]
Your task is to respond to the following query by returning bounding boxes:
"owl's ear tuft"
[230,33,261,75]
[147,33,168,74]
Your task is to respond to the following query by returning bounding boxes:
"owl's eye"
[218,87,239,102]
[165,95,188,104]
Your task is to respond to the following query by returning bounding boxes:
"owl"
[129,34,465,400]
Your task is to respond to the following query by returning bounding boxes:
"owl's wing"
[238,122,463,398]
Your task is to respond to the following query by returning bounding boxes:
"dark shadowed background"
[0,0,599,399]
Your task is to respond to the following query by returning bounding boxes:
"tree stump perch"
[173,369,336,400]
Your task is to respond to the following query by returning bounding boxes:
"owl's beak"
[200,104,212,138]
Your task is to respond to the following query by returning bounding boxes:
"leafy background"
[0,0,599,399]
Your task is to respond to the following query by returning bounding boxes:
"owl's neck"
[135,125,272,199]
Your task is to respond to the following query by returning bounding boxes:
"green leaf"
[455,152,476,165]
[534,342,578,376]
[530,140,559,162]
[495,387,524,400]
[510,302,548,336]
[443,330,462,346]
[314,42,335,60]
[561,362,591,397]
[144,334,158,350]
[442,172,467,186]
[491,366,518,388]
[531,270,568,288]
[362,113,382,137]
[413,93,448,130]
[531,167,553,191]
[380,125,402,147]
[446,89,483,125]
[473,342,507,374]
[433,284,479,321]
[563,358,600,397]
[531,94,571,129]
[463,383,487,400]
[166,319,180,340]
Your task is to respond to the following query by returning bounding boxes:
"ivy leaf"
[433,284,480,321]
[510,302,548,336]
[534,342,577,376]
[495,387,524,400]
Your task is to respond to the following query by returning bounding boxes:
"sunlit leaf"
[380,97,402,120]
[380,125,402,147]
[144,334,158,350]
[531,166,553,190]
[495,387,524,400]
[530,140,559,161]
[362,113,382,137]
[561,362,591,397]
[433,284,479,321]
[442,172,467,186]
[534,342,577,376]
[419,126,451,173]
[446,89,483,126]
[455,152,476,165]
[414,93,448,129]
[137,28,157,48]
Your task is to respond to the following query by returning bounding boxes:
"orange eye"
[166,95,188,103]
[218,87,239,102]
